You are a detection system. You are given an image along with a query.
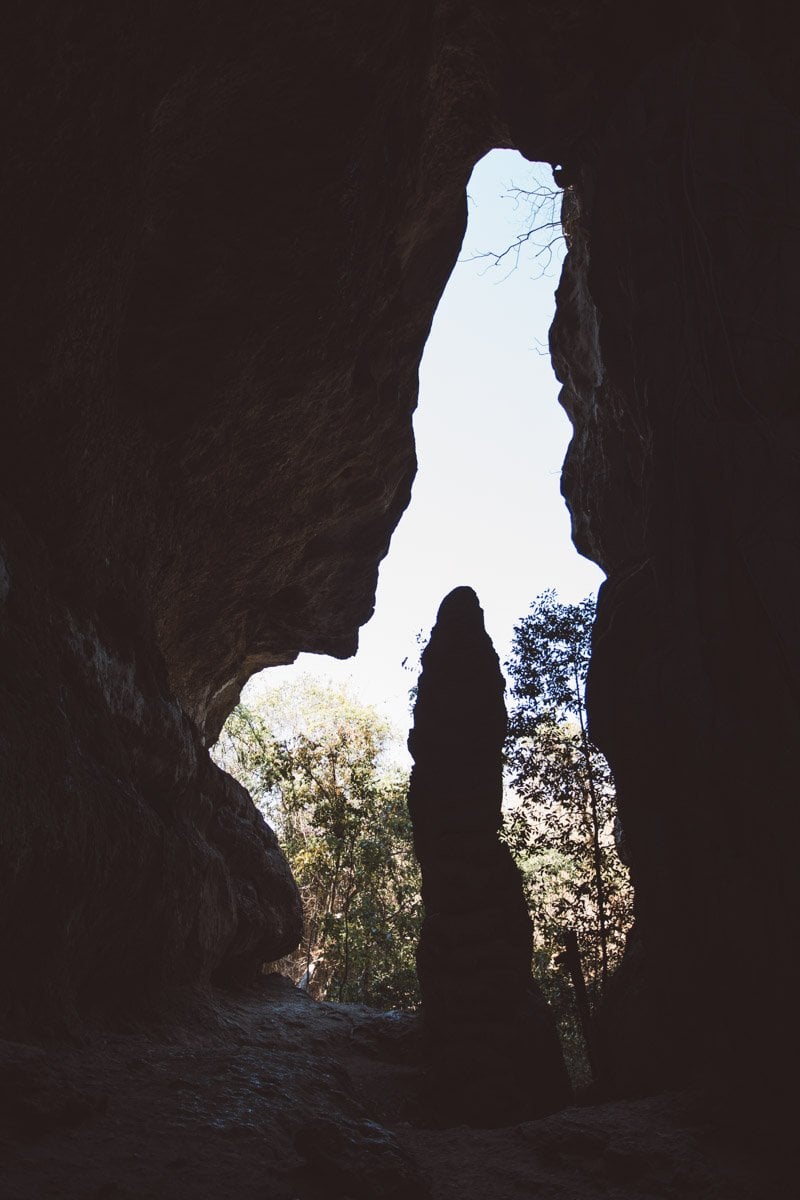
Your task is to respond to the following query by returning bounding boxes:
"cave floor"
[0,977,791,1199]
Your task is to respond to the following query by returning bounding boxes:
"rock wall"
[1,1,505,1029]
[0,506,302,1030]
[408,588,570,1124]
[550,25,800,1087]
[2,0,799,1094]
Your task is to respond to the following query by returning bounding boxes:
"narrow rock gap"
[212,150,629,1113]
[232,149,602,730]
[4,10,793,1195]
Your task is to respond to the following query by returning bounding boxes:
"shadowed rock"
[408,586,571,1126]
[3,2,800,1099]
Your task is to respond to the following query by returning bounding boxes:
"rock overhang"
[3,3,799,1099]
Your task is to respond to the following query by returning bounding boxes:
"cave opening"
[237,149,602,728]
[6,9,797,1191]
[213,150,631,1086]
[6,4,800,1190]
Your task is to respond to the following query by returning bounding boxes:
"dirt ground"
[0,977,794,1199]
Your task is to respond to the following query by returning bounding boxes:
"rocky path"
[0,978,791,1199]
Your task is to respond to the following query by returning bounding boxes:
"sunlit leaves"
[214,678,421,1009]
[504,593,633,1018]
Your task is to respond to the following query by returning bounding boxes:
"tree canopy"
[212,592,633,1075]
[504,592,632,1031]
[213,678,421,1009]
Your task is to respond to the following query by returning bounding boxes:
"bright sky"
[244,149,603,743]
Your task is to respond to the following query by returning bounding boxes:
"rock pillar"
[408,586,571,1126]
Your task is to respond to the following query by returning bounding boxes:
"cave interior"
[1,2,799,1196]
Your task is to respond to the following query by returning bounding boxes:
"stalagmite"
[408,586,571,1125]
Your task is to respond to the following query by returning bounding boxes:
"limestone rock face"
[2,1,507,1027]
[2,0,800,1100]
[0,509,302,1030]
[408,588,571,1125]
[551,31,800,1090]
[0,0,618,1030]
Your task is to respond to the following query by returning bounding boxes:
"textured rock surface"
[408,588,571,1124]
[1,1,505,1028]
[0,979,792,1199]
[0,0,627,1031]
[550,29,800,1089]
[0,506,302,1031]
[2,0,800,1102]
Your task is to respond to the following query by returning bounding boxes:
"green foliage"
[214,678,421,1010]
[504,591,633,1055]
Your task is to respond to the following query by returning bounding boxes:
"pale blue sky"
[245,149,603,739]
